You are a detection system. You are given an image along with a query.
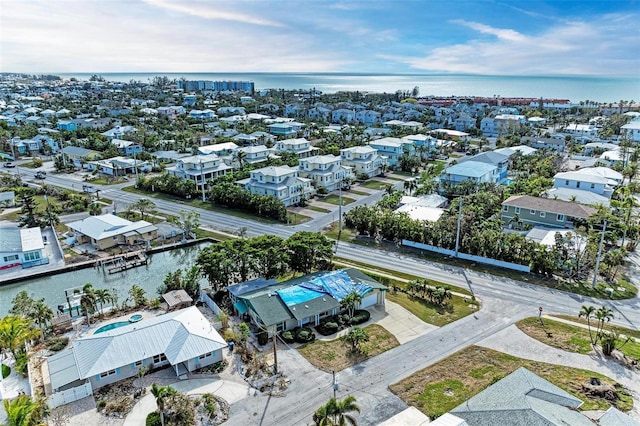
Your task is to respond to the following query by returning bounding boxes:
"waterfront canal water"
[0,242,211,316]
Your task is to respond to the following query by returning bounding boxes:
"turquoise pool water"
[130,314,143,322]
[94,321,132,334]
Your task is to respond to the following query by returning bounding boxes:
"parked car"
[35,171,46,179]
[3,162,15,168]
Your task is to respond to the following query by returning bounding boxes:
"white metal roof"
[20,227,44,252]
[66,215,156,241]
[72,307,226,379]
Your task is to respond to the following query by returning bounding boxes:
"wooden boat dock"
[95,251,148,274]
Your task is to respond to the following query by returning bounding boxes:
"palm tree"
[31,300,53,338]
[129,285,147,308]
[345,326,369,353]
[403,178,418,195]
[94,289,112,315]
[595,305,614,343]
[150,383,177,426]
[3,394,49,426]
[314,396,360,426]
[340,291,363,320]
[0,316,38,360]
[578,305,596,345]
[80,283,97,326]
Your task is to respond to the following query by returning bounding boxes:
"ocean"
[56,72,639,104]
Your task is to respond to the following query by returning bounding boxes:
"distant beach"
[55,72,639,104]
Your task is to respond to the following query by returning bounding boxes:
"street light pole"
[133,148,139,187]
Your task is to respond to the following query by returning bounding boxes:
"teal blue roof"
[445,161,497,177]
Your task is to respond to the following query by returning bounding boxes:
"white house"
[273,138,318,159]
[236,166,314,206]
[298,155,353,191]
[340,146,387,178]
[166,154,231,184]
[621,119,640,142]
[44,307,227,403]
[553,170,616,199]
[66,214,158,250]
[0,227,48,269]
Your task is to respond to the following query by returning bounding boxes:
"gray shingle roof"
[502,195,597,218]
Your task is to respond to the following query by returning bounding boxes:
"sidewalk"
[478,324,640,420]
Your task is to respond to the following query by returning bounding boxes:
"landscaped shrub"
[280,330,295,343]
[224,328,239,342]
[46,337,69,352]
[14,352,28,377]
[295,327,316,343]
[349,310,371,325]
[317,321,339,336]
[1,363,10,379]
[339,314,350,325]
[145,412,161,426]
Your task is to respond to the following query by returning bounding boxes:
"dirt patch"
[95,377,146,419]
[389,346,633,420]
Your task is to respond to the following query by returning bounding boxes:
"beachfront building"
[0,227,48,270]
[340,146,387,178]
[43,307,227,407]
[66,214,158,250]
[236,166,313,206]
[298,155,353,191]
[166,154,231,184]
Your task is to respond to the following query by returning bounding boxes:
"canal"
[0,242,211,316]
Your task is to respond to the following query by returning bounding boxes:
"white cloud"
[396,14,640,75]
[141,0,285,27]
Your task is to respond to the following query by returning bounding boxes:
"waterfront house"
[501,195,597,229]
[298,155,353,191]
[66,214,158,250]
[0,227,48,270]
[340,146,386,178]
[166,154,231,184]
[236,165,313,206]
[44,307,227,405]
[229,269,387,333]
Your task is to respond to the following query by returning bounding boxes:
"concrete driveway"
[377,301,438,344]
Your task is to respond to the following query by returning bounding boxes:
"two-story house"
[621,119,640,143]
[459,151,510,182]
[440,161,499,186]
[368,137,414,167]
[268,122,298,138]
[111,139,144,157]
[340,146,386,178]
[331,109,356,124]
[101,125,137,140]
[166,154,231,184]
[501,195,596,229]
[273,138,319,159]
[236,166,313,206]
[552,171,615,199]
[402,134,438,156]
[233,145,272,165]
[308,106,332,121]
[355,110,381,126]
[298,155,353,191]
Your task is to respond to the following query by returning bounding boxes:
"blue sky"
[2,0,639,75]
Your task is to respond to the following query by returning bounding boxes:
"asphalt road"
[5,166,640,425]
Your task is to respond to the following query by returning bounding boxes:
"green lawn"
[358,180,388,190]
[426,160,447,175]
[321,194,356,205]
[517,317,640,360]
[306,205,331,213]
[285,212,313,225]
[298,324,399,372]
[387,291,476,326]
[347,189,369,196]
[390,346,634,419]
[85,176,131,185]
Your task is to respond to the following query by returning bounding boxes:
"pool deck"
[79,310,160,338]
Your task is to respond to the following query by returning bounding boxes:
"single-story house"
[44,307,227,399]
[66,214,158,250]
[228,269,387,334]
[501,195,597,229]
[446,367,636,426]
[0,226,49,269]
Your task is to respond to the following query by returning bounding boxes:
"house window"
[135,360,143,367]
[591,183,595,189]
[502,205,509,213]
[100,369,116,378]
[530,210,536,215]
[153,354,167,363]
[576,181,581,188]
[557,214,565,221]
[198,352,212,360]
[565,180,569,186]
[3,255,19,262]
[540,212,546,218]
[514,207,520,214]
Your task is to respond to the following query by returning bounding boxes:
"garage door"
[360,292,378,308]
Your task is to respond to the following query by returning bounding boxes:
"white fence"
[402,240,531,273]
[48,382,92,408]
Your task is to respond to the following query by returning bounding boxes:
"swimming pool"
[94,321,132,334]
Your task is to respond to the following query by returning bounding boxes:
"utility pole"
[454,196,463,257]
[133,148,139,187]
[200,158,206,202]
[332,370,338,399]
[272,326,278,374]
[335,176,343,253]
[592,219,607,288]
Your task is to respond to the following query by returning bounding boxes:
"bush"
[295,327,316,343]
[224,328,239,342]
[316,321,339,336]
[46,337,69,352]
[146,412,161,426]
[280,330,295,343]
[14,352,28,377]
[349,310,371,325]
[1,363,10,379]
[96,400,107,410]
